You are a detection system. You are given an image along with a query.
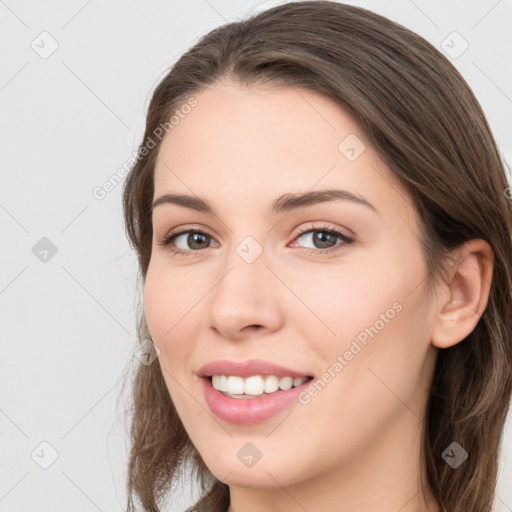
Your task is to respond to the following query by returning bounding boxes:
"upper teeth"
[211,375,309,396]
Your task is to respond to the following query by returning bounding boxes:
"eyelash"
[156,224,354,258]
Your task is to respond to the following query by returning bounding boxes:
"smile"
[211,374,311,397]
[197,359,315,424]
[201,375,314,424]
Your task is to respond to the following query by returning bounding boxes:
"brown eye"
[291,224,354,255]
[158,229,216,257]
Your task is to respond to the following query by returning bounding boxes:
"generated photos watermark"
[92,96,198,201]
[298,301,403,405]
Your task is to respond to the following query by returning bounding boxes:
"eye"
[157,228,217,257]
[290,223,354,255]
[156,223,354,257]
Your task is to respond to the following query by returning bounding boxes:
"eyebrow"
[152,189,379,216]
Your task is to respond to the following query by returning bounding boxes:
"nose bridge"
[207,236,283,337]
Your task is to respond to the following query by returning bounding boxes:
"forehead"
[153,81,416,226]
[158,81,355,171]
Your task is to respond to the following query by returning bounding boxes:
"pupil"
[189,233,208,249]
[315,231,335,248]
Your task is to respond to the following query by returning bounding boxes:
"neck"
[226,410,440,512]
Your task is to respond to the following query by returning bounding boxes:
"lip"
[197,359,314,424]
[200,375,313,425]
[197,359,313,379]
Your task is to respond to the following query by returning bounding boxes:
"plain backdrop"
[1,0,511,511]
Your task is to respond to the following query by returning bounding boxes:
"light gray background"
[1,0,511,511]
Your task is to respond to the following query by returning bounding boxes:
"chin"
[216,467,293,489]
[202,449,307,490]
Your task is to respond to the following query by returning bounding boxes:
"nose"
[207,248,284,341]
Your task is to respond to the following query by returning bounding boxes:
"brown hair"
[121,1,512,510]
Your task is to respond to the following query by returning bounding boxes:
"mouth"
[200,374,315,424]
[197,359,315,423]
[206,374,314,399]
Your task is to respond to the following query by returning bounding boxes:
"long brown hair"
[121,1,512,510]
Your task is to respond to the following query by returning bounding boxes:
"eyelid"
[162,223,218,243]
[160,221,350,241]
[289,222,352,241]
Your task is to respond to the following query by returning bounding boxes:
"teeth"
[279,376,293,390]
[293,377,305,387]
[211,375,310,396]
[228,376,245,394]
[264,375,279,393]
[219,375,228,392]
[245,375,264,395]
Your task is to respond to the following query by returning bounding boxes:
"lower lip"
[201,377,311,424]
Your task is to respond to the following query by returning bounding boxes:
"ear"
[431,239,494,349]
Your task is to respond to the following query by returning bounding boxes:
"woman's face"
[145,80,439,495]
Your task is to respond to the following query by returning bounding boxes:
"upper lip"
[197,359,313,379]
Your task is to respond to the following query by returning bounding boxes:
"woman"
[122,2,512,511]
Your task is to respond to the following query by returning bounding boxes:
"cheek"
[143,262,191,356]
[143,267,169,345]
[144,266,197,408]
[289,254,405,346]
[297,246,431,396]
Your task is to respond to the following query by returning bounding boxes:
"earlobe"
[431,239,494,349]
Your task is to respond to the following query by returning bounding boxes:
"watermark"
[440,31,469,60]
[31,441,59,469]
[338,133,366,162]
[32,237,58,263]
[298,301,403,405]
[441,441,468,469]
[133,338,161,365]
[236,235,264,263]
[92,96,198,201]
[31,31,59,59]
[237,442,263,468]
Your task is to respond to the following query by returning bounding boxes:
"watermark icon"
[237,442,263,468]
[440,31,469,60]
[338,133,366,162]
[298,301,403,404]
[441,441,468,468]
[92,96,198,201]
[31,31,59,59]
[31,441,59,469]
[32,237,58,263]
[133,338,161,365]
[236,236,264,264]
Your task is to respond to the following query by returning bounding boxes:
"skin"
[144,80,494,512]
